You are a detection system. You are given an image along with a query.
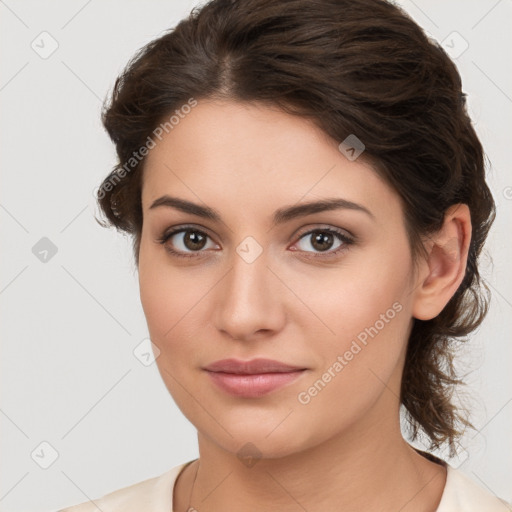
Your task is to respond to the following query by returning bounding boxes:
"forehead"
[141,99,402,224]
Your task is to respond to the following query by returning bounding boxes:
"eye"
[291,227,354,258]
[157,224,355,260]
[157,226,219,258]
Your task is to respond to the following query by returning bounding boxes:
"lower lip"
[205,370,306,397]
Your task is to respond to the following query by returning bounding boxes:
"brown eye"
[309,231,336,252]
[294,228,353,255]
[157,227,218,258]
[181,230,208,251]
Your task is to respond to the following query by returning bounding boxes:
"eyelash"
[156,225,355,260]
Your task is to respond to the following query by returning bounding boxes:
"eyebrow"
[149,195,375,225]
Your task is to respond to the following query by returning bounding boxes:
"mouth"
[202,358,308,398]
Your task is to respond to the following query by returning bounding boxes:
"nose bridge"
[213,240,284,340]
[230,244,268,296]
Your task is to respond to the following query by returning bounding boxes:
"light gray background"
[1,1,511,511]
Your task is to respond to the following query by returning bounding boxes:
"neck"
[175,412,446,512]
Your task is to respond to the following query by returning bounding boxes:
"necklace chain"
[186,459,200,512]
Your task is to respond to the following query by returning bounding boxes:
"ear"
[412,204,472,321]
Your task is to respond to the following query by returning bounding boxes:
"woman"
[59,0,509,510]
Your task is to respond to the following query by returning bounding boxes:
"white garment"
[57,459,510,512]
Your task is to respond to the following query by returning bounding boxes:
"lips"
[202,358,308,398]
[202,358,306,374]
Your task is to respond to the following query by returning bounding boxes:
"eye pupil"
[311,231,334,252]
[185,231,207,250]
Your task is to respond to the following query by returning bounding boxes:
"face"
[138,99,418,459]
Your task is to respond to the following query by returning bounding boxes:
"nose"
[212,247,286,342]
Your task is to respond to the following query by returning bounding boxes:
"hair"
[96,0,496,456]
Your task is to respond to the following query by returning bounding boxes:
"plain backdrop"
[1,1,511,510]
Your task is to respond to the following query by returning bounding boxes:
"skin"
[137,99,472,512]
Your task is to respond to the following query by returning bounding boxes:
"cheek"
[138,238,201,339]
[293,247,413,404]
[138,263,172,340]
[293,297,410,443]
[138,242,219,391]
[292,246,412,349]
[138,257,202,404]
[139,272,201,362]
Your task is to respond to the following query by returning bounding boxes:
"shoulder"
[436,464,511,512]
[57,461,191,512]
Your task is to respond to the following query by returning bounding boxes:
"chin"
[200,417,318,461]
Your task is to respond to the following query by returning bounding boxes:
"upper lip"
[203,358,306,374]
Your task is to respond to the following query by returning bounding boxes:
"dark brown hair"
[96,0,496,456]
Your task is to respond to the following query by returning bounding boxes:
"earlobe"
[412,204,472,321]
